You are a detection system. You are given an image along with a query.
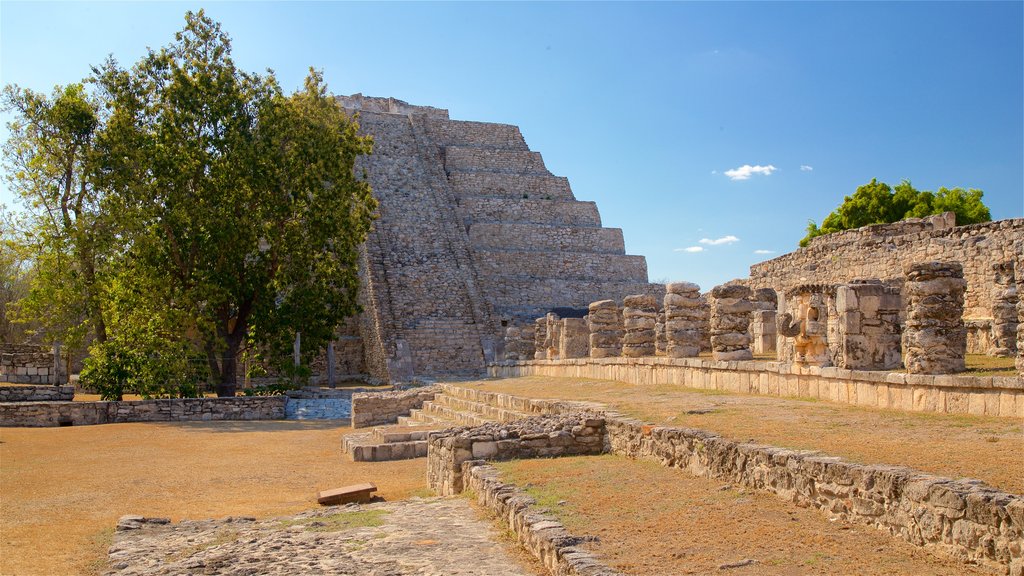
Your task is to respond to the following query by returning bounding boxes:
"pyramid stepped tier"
[458,197,601,227]
[447,172,574,200]
[468,222,625,254]
[444,147,549,175]
[350,111,494,379]
[338,95,655,380]
[419,117,529,150]
[474,251,648,282]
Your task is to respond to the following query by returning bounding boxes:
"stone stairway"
[342,385,534,462]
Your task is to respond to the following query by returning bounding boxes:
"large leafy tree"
[93,11,376,396]
[801,179,991,246]
[2,82,111,350]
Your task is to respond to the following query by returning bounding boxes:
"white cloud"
[710,170,718,175]
[674,246,705,253]
[724,164,777,180]
[753,249,775,254]
[800,165,813,172]
[699,235,740,246]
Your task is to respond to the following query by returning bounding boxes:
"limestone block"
[559,318,589,359]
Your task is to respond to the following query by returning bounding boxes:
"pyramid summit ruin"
[337,94,660,381]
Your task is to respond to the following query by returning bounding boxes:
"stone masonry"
[663,282,703,358]
[0,344,61,384]
[709,285,754,361]
[502,324,535,361]
[588,300,623,358]
[337,94,656,381]
[777,285,834,367]
[833,281,903,371]
[747,213,1023,320]
[991,261,1019,358]
[559,318,590,359]
[621,295,658,358]
[533,317,548,360]
[903,262,967,374]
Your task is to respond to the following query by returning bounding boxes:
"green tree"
[2,82,111,350]
[94,11,376,396]
[800,179,991,247]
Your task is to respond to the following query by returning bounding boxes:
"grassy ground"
[963,354,1019,376]
[463,376,1024,493]
[0,421,428,576]
[497,455,998,575]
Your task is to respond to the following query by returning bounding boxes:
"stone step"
[371,426,434,443]
[429,394,532,423]
[342,432,429,462]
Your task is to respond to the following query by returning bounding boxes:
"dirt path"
[465,376,1024,493]
[0,421,428,576]
[498,455,999,575]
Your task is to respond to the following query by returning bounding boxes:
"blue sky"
[2,2,1022,290]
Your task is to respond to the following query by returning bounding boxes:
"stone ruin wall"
[0,344,62,385]
[333,95,657,381]
[746,213,1024,322]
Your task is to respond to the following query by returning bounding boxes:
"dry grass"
[0,421,427,576]
[497,455,998,575]
[465,376,1024,493]
[963,354,1019,376]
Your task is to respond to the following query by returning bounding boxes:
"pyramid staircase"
[342,385,537,462]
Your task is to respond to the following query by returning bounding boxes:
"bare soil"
[0,421,428,576]
[497,455,998,575]
[464,376,1024,493]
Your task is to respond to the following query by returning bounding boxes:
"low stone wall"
[0,396,286,427]
[605,417,1023,574]
[0,385,74,402]
[463,461,622,576]
[489,358,1024,418]
[427,413,607,496]
[350,386,440,428]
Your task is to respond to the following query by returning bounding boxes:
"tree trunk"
[216,339,240,397]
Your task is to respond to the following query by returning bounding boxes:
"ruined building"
[335,95,657,381]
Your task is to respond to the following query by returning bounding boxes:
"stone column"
[533,317,547,360]
[559,318,590,359]
[1016,246,1024,376]
[654,310,666,356]
[622,295,658,357]
[902,262,967,374]
[589,300,623,358]
[749,288,777,355]
[544,313,562,360]
[664,282,703,358]
[710,284,754,361]
[990,261,1018,357]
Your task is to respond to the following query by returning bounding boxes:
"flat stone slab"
[317,482,377,505]
[105,498,534,575]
